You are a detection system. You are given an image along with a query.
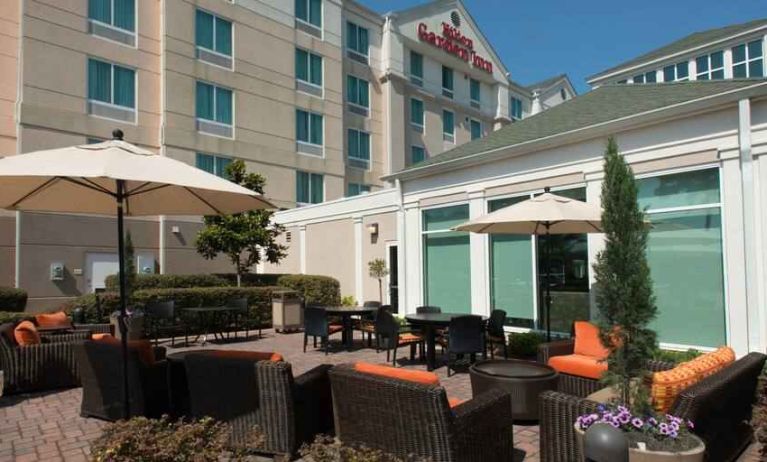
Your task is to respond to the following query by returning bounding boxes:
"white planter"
[574,424,705,462]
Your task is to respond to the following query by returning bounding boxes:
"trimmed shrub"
[60,293,120,323]
[104,273,229,291]
[0,287,27,312]
[652,348,701,364]
[0,311,31,325]
[277,274,340,306]
[507,331,546,359]
[214,273,285,287]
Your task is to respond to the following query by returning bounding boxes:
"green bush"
[652,348,702,364]
[105,273,229,291]
[277,274,340,306]
[507,331,547,358]
[0,287,27,312]
[0,311,31,325]
[214,273,285,287]
[60,292,120,323]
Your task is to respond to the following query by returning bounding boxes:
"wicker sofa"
[538,352,767,462]
[328,363,515,462]
[183,353,334,460]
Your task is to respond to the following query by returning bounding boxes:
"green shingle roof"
[588,18,767,81]
[398,80,765,174]
[525,74,569,91]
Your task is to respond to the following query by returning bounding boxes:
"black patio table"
[405,312,488,371]
[322,306,377,349]
[182,306,239,345]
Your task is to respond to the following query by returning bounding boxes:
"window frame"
[346,21,369,60]
[296,109,324,148]
[411,145,426,164]
[695,51,725,80]
[346,75,370,110]
[296,170,324,205]
[469,118,482,140]
[347,128,371,170]
[295,48,323,90]
[410,50,424,86]
[348,182,371,197]
[470,78,480,106]
[195,152,233,178]
[195,81,233,126]
[732,40,764,78]
[295,0,322,30]
[88,0,137,46]
[195,8,233,67]
[87,57,137,123]
[442,109,455,143]
[410,98,425,130]
[662,61,690,82]
[441,65,454,98]
[632,70,657,84]
[510,96,523,121]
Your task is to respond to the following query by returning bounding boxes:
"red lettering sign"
[417,22,492,74]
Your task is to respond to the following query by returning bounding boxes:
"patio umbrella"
[0,129,274,416]
[454,187,603,341]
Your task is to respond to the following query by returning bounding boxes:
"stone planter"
[575,425,705,462]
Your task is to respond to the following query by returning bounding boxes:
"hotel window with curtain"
[442,65,454,98]
[295,0,321,28]
[296,171,323,205]
[442,110,454,143]
[195,153,232,178]
[638,167,726,348]
[295,49,323,96]
[346,75,369,116]
[346,21,368,63]
[411,145,425,164]
[695,51,725,80]
[88,0,135,45]
[422,205,471,314]
[470,119,482,140]
[663,61,689,82]
[87,58,135,122]
[732,40,764,78]
[195,9,232,68]
[347,129,370,169]
[510,97,523,121]
[348,183,371,197]
[196,81,233,137]
[410,98,424,130]
[470,78,480,108]
[296,109,323,156]
[410,51,424,86]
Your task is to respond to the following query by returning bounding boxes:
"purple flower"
[687,420,695,429]
[631,417,644,429]
[669,430,679,439]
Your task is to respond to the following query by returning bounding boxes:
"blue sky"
[361,0,766,93]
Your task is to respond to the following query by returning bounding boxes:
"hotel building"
[0,0,572,309]
[271,18,767,356]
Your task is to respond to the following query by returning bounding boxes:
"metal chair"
[226,297,251,339]
[375,309,424,366]
[145,300,185,346]
[359,305,391,348]
[486,309,508,359]
[443,315,486,376]
[303,306,343,355]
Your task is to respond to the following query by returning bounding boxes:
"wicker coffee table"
[469,359,558,421]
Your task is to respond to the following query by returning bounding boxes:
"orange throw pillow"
[14,321,41,345]
[34,311,72,329]
[710,346,735,364]
[651,364,700,413]
[210,350,283,362]
[573,321,610,359]
[94,336,155,365]
[354,362,440,386]
[548,354,608,380]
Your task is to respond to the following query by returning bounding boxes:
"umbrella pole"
[116,179,130,418]
[545,223,552,342]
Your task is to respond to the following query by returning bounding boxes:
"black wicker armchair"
[539,352,767,462]
[329,363,515,462]
[183,353,334,460]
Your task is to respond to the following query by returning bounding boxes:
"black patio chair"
[358,305,391,348]
[145,300,185,347]
[375,309,424,366]
[226,297,252,339]
[485,309,508,359]
[303,306,343,355]
[443,315,485,376]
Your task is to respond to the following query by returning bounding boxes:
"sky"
[361,0,766,93]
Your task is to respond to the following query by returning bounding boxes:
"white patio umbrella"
[454,188,603,341]
[0,129,274,416]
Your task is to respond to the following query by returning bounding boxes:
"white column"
[158,216,166,274]
[353,217,364,304]
[403,202,421,315]
[585,172,604,320]
[299,225,307,274]
[14,211,20,288]
[468,190,489,316]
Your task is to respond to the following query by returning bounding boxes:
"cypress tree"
[594,137,657,411]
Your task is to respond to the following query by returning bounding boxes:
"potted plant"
[574,405,704,461]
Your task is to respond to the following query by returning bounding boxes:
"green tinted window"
[423,204,469,232]
[423,204,471,314]
[442,110,454,135]
[637,168,720,210]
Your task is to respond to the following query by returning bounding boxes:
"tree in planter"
[368,258,389,303]
[593,137,658,412]
[196,160,287,287]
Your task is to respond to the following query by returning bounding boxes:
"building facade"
[0,0,572,309]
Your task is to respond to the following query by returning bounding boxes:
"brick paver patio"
[0,328,761,461]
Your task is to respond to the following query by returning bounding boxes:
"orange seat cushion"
[34,311,72,329]
[328,324,343,335]
[548,354,608,380]
[91,333,112,340]
[14,321,41,346]
[709,345,735,364]
[355,362,440,386]
[651,364,700,413]
[398,332,423,345]
[94,336,156,365]
[210,350,283,362]
[573,321,610,360]
[448,397,464,408]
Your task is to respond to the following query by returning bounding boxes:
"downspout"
[395,178,406,312]
[158,0,167,274]
[14,0,26,288]
[382,15,394,181]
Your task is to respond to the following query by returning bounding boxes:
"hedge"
[213,273,284,287]
[276,274,340,306]
[0,287,27,312]
[104,274,229,291]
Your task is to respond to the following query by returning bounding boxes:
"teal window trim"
[411,145,425,164]
[195,9,233,57]
[510,97,523,120]
[442,65,454,94]
[442,110,454,136]
[346,21,369,57]
[87,58,136,110]
[88,0,135,33]
[346,75,369,108]
[410,51,423,79]
[295,0,322,28]
[347,128,371,167]
[470,78,480,103]
[296,109,323,146]
[410,98,424,127]
[195,153,232,178]
[732,40,764,78]
[470,119,481,140]
[296,170,324,204]
[296,48,323,88]
[195,81,233,125]
[695,51,725,80]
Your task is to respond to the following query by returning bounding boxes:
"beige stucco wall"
[0,216,14,287]
[0,0,18,156]
[305,219,355,298]
[262,225,302,275]
[361,211,396,303]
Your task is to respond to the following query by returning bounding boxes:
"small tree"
[594,137,658,412]
[368,258,389,303]
[195,160,287,287]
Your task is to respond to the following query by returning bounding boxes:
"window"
[295,0,321,28]
[617,79,628,84]
[470,78,480,107]
[196,153,232,178]
[663,61,689,82]
[442,110,454,142]
[296,109,323,156]
[296,171,323,205]
[638,168,725,347]
[441,65,453,98]
[295,48,323,96]
[346,21,368,63]
[470,119,481,140]
[632,70,656,84]
[411,145,425,164]
[347,129,370,169]
[560,88,567,100]
[422,205,471,314]
[510,97,523,121]
[410,51,423,86]
[410,98,424,130]
[346,75,369,115]
[732,40,764,78]
[195,9,232,68]
[87,58,135,122]
[696,51,724,80]
[348,183,371,197]
[196,81,233,137]
[88,0,135,45]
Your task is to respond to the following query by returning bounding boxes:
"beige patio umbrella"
[454,188,603,341]
[0,129,274,416]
